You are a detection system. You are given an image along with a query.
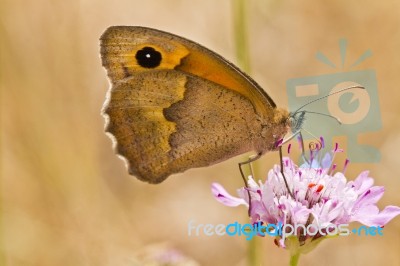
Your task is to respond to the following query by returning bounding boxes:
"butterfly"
[100,26,306,184]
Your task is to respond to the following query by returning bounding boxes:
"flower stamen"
[343,158,350,174]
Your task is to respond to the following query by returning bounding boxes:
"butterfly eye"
[290,111,306,132]
[135,46,162,68]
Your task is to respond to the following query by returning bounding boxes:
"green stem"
[232,0,260,265]
[248,236,262,266]
[289,252,300,266]
[232,0,250,73]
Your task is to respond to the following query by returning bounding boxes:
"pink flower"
[212,144,400,250]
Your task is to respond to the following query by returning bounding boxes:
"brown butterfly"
[100,26,303,184]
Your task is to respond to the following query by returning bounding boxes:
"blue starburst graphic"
[287,39,382,162]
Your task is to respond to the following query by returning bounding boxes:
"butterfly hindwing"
[104,70,261,183]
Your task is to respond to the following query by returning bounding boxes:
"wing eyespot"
[135,46,162,68]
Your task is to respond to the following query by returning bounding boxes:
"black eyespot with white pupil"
[135,47,162,68]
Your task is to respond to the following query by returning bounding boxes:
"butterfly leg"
[238,153,262,217]
[280,131,306,199]
[279,145,295,199]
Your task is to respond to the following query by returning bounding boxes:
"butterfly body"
[100,26,290,183]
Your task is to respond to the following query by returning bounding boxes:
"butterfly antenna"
[304,111,342,125]
[292,85,365,116]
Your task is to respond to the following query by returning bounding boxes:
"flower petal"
[211,183,247,207]
[354,186,385,208]
[352,205,400,226]
[321,152,332,169]
[349,171,374,195]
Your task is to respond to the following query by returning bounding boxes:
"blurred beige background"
[2,0,400,265]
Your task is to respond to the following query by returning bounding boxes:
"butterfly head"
[288,111,306,134]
